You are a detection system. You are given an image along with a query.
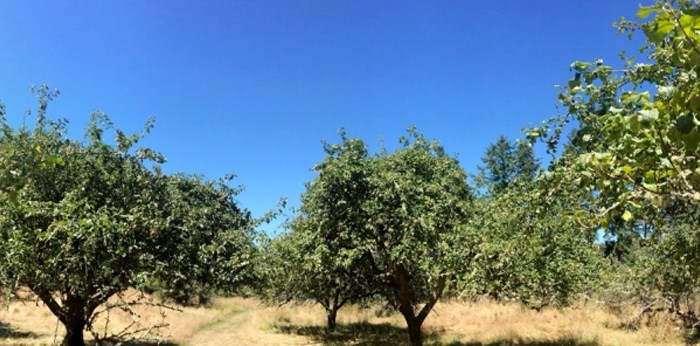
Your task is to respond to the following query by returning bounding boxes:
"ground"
[0,293,688,345]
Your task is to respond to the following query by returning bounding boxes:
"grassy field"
[0,293,688,345]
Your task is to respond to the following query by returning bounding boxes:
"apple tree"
[0,87,258,345]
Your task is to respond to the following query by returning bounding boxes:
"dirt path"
[184,308,248,345]
[182,301,314,346]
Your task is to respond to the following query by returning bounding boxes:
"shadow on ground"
[278,322,600,346]
[278,322,426,345]
[0,321,36,339]
[86,340,178,346]
[0,323,178,346]
[443,340,599,346]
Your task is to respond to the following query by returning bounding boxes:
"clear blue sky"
[0,1,648,233]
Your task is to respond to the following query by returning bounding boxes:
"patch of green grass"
[196,308,246,333]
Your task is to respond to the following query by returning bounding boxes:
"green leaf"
[609,106,624,114]
[679,14,700,30]
[637,5,659,20]
[642,182,658,192]
[622,91,650,106]
[621,210,634,222]
[568,78,581,89]
[645,170,657,182]
[644,17,675,43]
[638,109,659,125]
[47,155,64,166]
[570,61,591,72]
[682,130,700,153]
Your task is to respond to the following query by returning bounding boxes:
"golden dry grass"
[0,293,689,345]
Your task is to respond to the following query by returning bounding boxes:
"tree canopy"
[262,134,379,330]
[477,135,539,195]
[526,0,700,332]
[269,128,473,345]
[0,88,259,345]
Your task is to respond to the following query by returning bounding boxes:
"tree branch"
[32,288,66,323]
[416,276,446,325]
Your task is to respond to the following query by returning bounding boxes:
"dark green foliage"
[141,174,258,306]
[477,135,539,195]
[365,130,473,346]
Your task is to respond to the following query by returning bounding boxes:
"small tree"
[263,134,379,330]
[364,130,473,346]
[0,87,258,345]
[365,130,473,346]
[313,129,472,346]
[264,231,377,330]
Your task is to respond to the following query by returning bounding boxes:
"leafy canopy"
[262,133,378,329]
[0,86,259,345]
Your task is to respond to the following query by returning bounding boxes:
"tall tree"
[477,135,539,195]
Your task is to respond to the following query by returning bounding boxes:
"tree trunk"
[61,294,91,346]
[391,264,445,346]
[32,289,95,346]
[398,304,424,346]
[62,317,86,346]
[326,307,338,331]
[406,318,423,346]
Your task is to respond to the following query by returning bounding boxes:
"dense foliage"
[527,0,700,335]
[262,134,379,330]
[462,180,603,308]
[4,1,700,345]
[363,130,473,346]
[267,129,473,345]
[142,174,258,306]
[476,135,539,195]
[268,128,608,345]
[0,88,258,345]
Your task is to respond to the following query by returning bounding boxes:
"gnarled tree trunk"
[33,288,107,346]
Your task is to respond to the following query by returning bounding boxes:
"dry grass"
[0,293,689,345]
[0,290,237,345]
[421,299,685,345]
